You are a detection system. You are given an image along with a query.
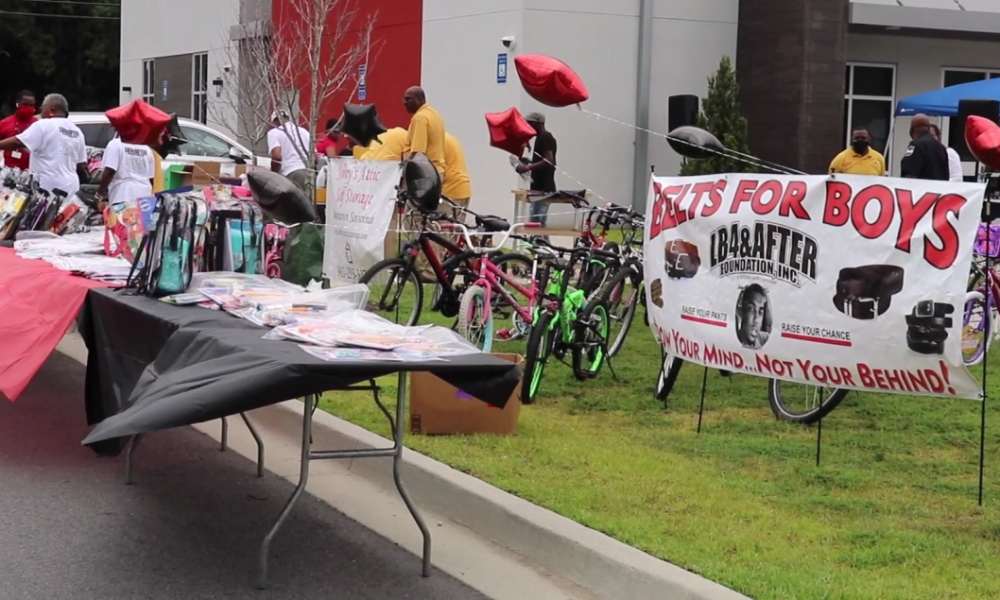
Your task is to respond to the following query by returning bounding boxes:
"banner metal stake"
[696,366,708,434]
[816,417,823,467]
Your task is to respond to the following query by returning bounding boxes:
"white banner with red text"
[323,158,402,283]
[644,173,985,400]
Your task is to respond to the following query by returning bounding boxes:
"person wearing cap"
[901,114,949,181]
[403,86,446,174]
[267,109,312,191]
[516,112,557,226]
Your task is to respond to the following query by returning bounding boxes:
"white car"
[67,112,271,171]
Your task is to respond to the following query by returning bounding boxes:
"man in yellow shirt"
[360,127,409,162]
[403,86,446,174]
[442,132,472,209]
[829,129,886,176]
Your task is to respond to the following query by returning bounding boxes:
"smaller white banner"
[323,158,402,283]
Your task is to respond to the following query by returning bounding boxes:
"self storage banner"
[644,174,986,399]
[324,158,402,283]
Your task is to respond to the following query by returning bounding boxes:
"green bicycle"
[521,240,612,405]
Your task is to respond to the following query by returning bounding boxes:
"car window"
[77,123,112,149]
[177,126,232,158]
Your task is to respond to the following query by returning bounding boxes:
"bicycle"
[581,207,646,357]
[359,190,531,326]
[439,220,545,351]
[963,226,1000,365]
[519,238,613,404]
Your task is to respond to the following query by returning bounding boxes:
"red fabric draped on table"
[0,248,109,400]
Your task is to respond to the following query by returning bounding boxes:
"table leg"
[220,417,229,451]
[125,434,143,486]
[256,394,314,590]
[240,412,266,478]
[391,373,432,577]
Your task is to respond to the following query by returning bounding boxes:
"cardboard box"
[175,161,248,188]
[409,353,523,435]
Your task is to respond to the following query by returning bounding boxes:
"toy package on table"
[103,195,156,262]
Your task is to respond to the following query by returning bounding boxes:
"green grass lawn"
[321,303,1000,600]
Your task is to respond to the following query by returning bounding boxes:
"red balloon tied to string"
[105,99,173,146]
[485,108,536,156]
[513,54,589,108]
[966,115,1000,171]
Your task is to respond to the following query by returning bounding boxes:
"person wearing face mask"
[0,93,88,198]
[0,90,38,170]
[829,128,886,176]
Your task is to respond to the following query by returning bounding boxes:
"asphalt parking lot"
[0,351,488,600]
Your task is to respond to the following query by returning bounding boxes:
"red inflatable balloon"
[966,115,1000,170]
[514,54,589,108]
[485,108,536,156]
[105,100,172,146]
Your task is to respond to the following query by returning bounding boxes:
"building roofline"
[849,3,1000,36]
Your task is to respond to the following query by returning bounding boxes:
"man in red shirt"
[0,90,38,170]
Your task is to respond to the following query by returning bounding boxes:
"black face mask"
[852,140,870,154]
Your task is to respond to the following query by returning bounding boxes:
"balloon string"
[576,107,807,176]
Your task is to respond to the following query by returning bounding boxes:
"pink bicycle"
[440,221,543,351]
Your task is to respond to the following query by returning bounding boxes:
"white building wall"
[421,0,527,219]
[422,0,737,220]
[847,32,1000,176]
[648,0,738,179]
[119,0,240,136]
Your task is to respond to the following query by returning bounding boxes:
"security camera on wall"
[501,36,516,51]
[223,64,233,73]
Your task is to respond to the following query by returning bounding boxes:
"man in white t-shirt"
[96,135,155,208]
[0,93,87,197]
[267,110,312,191]
[930,123,964,182]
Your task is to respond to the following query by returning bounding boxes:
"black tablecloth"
[78,288,521,455]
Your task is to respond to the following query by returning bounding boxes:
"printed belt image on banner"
[643,174,986,400]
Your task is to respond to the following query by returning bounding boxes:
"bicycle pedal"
[496,328,516,341]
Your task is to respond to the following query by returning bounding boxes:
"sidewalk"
[56,333,752,600]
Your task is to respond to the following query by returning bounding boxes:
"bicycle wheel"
[573,297,611,380]
[491,252,534,339]
[595,265,641,357]
[457,285,494,352]
[767,379,848,424]
[963,289,992,366]
[359,257,423,326]
[521,310,557,404]
[654,350,683,401]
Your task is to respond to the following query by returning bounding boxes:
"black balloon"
[404,153,441,212]
[246,170,318,224]
[152,113,187,159]
[337,103,387,148]
[666,126,725,160]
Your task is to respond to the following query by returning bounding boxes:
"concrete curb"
[55,334,750,600]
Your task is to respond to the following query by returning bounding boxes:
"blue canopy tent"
[896,77,1000,117]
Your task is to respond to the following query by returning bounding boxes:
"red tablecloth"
[0,247,109,400]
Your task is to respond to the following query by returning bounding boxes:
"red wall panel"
[271,0,422,136]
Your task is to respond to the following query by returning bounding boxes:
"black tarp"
[78,289,521,455]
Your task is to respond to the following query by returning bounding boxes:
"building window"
[942,69,1000,163]
[843,63,896,157]
[142,59,155,105]
[192,52,209,124]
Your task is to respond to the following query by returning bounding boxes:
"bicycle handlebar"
[439,221,542,252]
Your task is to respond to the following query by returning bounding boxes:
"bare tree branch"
[213,0,382,203]
[270,0,381,197]
[211,15,274,165]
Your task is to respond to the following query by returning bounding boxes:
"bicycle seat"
[476,216,510,232]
